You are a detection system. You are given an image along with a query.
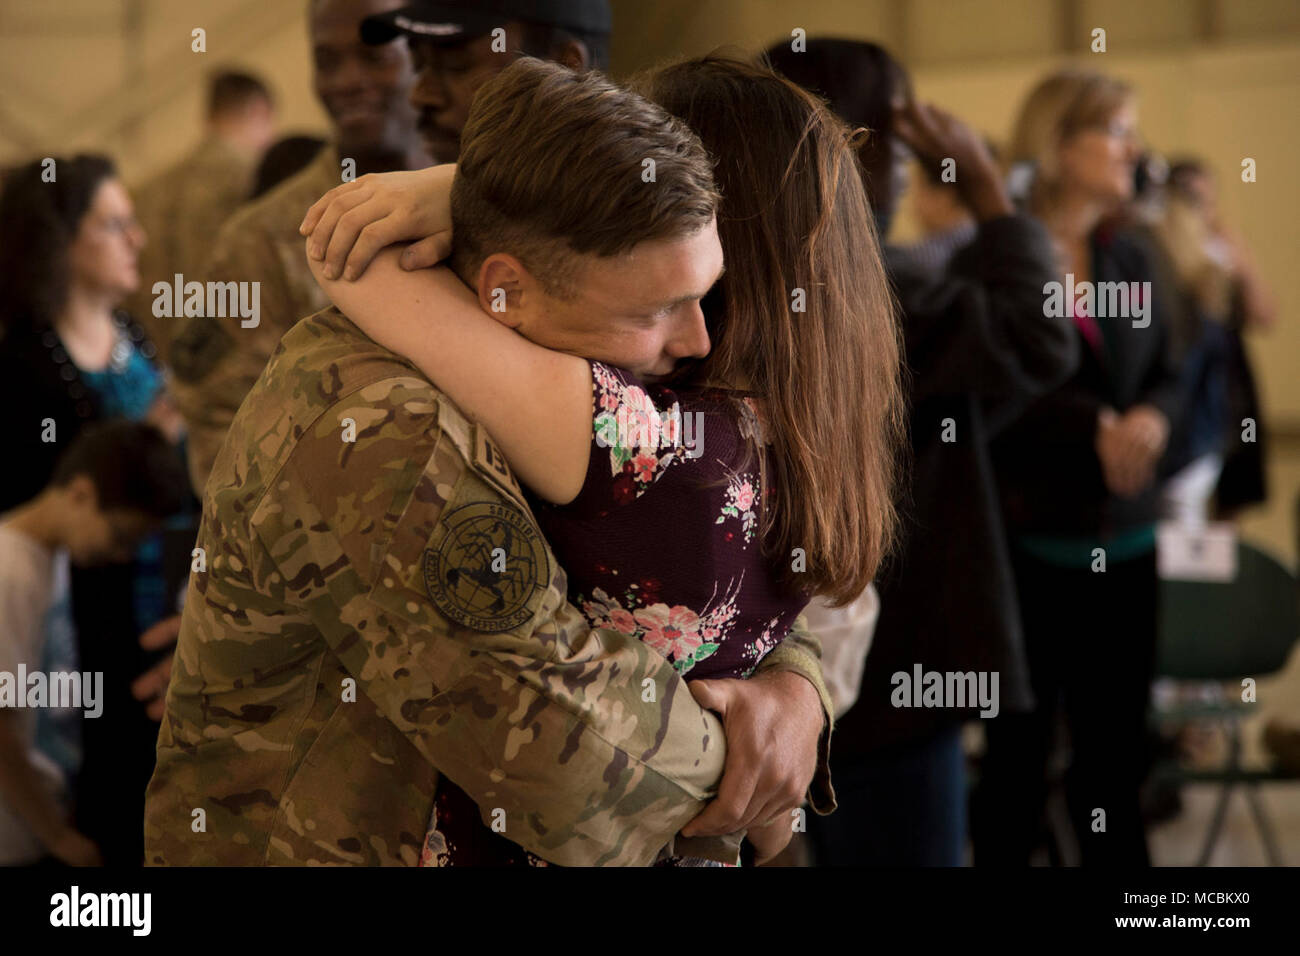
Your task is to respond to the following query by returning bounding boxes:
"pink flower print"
[600,390,620,413]
[608,607,638,635]
[622,385,662,451]
[735,480,754,511]
[633,453,659,482]
[635,604,702,661]
[593,363,620,392]
[740,616,787,676]
[717,472,759,545]
[661,413,681,446]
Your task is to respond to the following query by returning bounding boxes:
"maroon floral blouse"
[419,361,810,867]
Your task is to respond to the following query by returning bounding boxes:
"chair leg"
[1045,784,1077,866]
[1242,784,1283,866]
[1197,718,1248,866]
[1197,781,1233,866]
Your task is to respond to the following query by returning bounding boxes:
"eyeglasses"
[1094,119,1140,143]
[92,215,141,237]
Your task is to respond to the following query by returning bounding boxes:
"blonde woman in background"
[974,69,1186,867]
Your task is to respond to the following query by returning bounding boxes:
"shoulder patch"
[472,424,527,508]
[421,497,549,633]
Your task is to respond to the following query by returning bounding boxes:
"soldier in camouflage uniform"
[169,0,621,497]
[144,306,833,866]
[168,0,432,495]
[169,146,345,493]
[127,72,275,360]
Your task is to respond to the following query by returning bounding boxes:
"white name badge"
[1157,521,1237,582]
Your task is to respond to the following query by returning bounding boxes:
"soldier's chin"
[640,363,679,383]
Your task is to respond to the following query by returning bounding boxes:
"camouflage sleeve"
[256,382,731,866]
[170,218,297,494]
[754,613,837,814]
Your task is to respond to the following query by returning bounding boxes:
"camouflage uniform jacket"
[127,134,257,361]
[169,146,343,494]
[145,307,835,866]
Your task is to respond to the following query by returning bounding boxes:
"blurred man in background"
[166,0,430,496]
[135,0,614,724]
[166,0,611,499]
[127,70,276,360]
[360,0,610,164]
[134,0,433,719]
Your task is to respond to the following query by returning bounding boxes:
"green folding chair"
[1153,539,1300,865]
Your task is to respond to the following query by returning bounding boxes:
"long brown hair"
[634,53,906,605]
[0,154,118,339]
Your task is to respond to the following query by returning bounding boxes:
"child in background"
[0,421,187,866]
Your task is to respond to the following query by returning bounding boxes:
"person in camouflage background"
[168,145,345,493]
[126,71,275,361]
[168,0,622,498]
[144,306,833,866]
[168,0,432,495]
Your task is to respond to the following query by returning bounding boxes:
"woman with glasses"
[0,155,189,867]
[974,70,1186,866]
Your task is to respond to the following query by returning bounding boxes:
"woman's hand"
[1096,404,1168,498]
[299,165,457,281]
[681,669,824,839]
[145,389,186,445]
[892,99,1013,221]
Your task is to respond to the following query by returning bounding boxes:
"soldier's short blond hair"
[449,57,719,300]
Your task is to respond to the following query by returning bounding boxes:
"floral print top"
[536,361,807,681]
[419,361,811,868]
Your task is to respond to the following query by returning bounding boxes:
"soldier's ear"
[478,254,529,328]
[551,36,590,72]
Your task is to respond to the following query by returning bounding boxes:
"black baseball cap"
[361,0,611,45]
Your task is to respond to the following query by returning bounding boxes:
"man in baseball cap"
[361,1,612,161]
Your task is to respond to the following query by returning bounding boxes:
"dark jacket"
[834,215,1079,755]
[1216,307,1268,511]
[991,225,1185,539]
[0,322,105,512]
